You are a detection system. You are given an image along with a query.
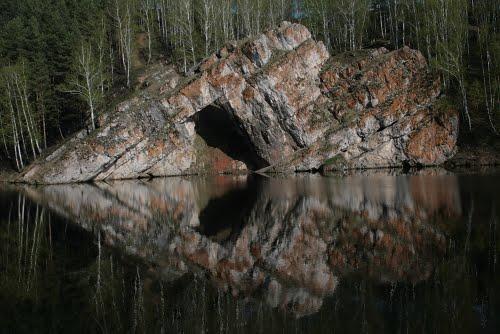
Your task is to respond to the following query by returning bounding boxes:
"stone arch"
[192,103,267,170]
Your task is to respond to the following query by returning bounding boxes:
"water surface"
[0,170,498,333]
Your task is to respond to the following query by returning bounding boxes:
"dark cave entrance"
[193,104,265,170]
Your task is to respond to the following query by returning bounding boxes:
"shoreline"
[2,147,498,185]
[444,145,500,169]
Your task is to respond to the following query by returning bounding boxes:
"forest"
[0,0,498,171]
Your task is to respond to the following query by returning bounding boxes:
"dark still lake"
[0,170,498,333]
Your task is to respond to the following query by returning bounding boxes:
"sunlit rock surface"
[20,21,458,184]
[19,171,461,317]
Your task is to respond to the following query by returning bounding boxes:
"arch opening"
[193,104,266,170]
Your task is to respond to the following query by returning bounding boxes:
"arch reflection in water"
[18,172,461,319]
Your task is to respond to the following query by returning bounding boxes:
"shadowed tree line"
[0,0,498,170]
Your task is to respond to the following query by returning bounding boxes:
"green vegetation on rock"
[0,0,498,172]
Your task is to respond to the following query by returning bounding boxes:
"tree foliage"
[0,0,498,169]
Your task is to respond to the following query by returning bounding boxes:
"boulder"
[19,22,458,184]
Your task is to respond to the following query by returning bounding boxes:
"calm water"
[0,169,498,333]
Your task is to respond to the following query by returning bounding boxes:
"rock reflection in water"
[19,171,461,318]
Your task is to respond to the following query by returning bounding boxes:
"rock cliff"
[19,22,458,184]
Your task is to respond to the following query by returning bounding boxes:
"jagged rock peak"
[19,22,458,184]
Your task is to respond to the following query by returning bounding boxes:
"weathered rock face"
[19,22,458,184]
[17,172,462,318]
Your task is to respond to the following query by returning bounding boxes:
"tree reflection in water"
[0,170,498,333]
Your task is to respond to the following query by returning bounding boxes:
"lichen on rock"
[19,22,458,184]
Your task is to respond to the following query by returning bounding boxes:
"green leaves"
[0,0,498,165]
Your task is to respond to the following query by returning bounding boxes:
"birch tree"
[178,0,197,68]
[12,67,42,158]
[472,0,499,134]
[0,112,10,158]
[113,0,135,87]
[433,0,471,130]
[198,0,213,57]
[140,0,154,64]
[68,42,103,131]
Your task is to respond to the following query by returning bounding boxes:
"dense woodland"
[0,0,498,170]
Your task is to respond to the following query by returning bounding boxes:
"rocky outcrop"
[18,171,461,317]
[19,22,458,184]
